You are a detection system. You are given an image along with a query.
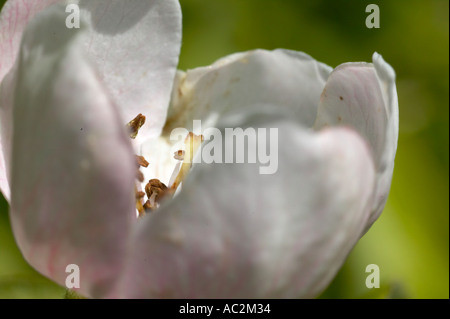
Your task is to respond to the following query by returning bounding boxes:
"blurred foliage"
[0,0,448,298]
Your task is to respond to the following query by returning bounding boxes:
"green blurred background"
[0,0,448,298]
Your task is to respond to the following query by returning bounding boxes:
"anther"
[127,113,146,139]
[174,150,185,161]
[136,170,145,183]
[136,155,149,168]
[144,179,168,211]
[170,132,204,191]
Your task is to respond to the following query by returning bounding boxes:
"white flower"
[0,0,398,298]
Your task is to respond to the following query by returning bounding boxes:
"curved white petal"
[314,53,398,231]
[370,53,399,229]
[164,49,332,135]
[0,0,182,199]
[0,68,15,200]
[77,0,182,144]
[10,6,136,298]
[115,114,375,298]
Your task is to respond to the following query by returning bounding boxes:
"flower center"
[127,114,203,217]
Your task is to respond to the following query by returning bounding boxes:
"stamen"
[126,113,146,139]
[127,113,204,216]
[136,170,145,183]
[144,179,169,211]
[145,192,159,211]
[145,179,168,200]
[127,113,149,216]
[168,162,182,188]
[136,155,149,168]
[174,150,185,161]
[170,132,204,192]
[149,192,158,207]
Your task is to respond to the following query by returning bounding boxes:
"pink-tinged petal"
[0,0,62,200]
[314,53,398,231]
[0,0,62,81]
[114,115,375,298]
[164,49,332,135]
[9,6,136,298]
[0,0,182,199]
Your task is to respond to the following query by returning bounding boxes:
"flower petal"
[77,0,182,144]
[163,49,332,135]
[313,53,398,231]
[115,114,375,298]
[9,6,136,298]
[0,69,15,200]
[0,0,62,81]
[0,0,182,199]
[0,0,62,200]
[370,53,399,229]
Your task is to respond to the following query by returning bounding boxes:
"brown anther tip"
[174,150,185,161]
[136,155,149,168]
[149,179,168,189]
[127,113,146,139]
[145,179,168,202]
[136,170,145,183]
